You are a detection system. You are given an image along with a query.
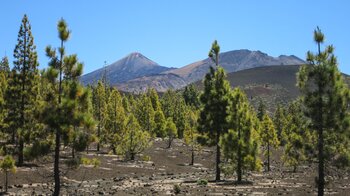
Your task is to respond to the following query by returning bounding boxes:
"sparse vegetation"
[196,179,208,186]
[173,183,181,194]
[0,12,349,196]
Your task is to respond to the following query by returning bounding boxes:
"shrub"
[24,141,52,161]
[173,184,181,194]
[65,157,80,169]
[81,157,100,168]
[141,155,151,162]
[91,158,100,168]
[197,179,208,186]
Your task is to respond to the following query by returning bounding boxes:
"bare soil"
[1,139,349,195]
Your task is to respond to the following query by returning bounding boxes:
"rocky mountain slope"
[166,49,305,83]
[80,52,173,86]
[80,50,305,92]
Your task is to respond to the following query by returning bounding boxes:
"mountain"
[166,49,305,83]
[80,52,173,85]
[119,50,305,92]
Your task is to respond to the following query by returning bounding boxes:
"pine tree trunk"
[5,171,8,193]
[167,138,172,148]
[216,130,221,182]
[267,142,270,172]
[190,145,194,166]
[237,128,242,182]
[318,127,324,196]
[19,28,26,168]
[317,76,324,196]
[11,131,15,145]
[97,122,100,152]
[54,129,60,196]
[54,40,63,196]
[112,144,116,155]
[18,137,24,166]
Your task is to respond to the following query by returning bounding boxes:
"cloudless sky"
[1,0,350,74]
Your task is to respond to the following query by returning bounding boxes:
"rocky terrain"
[2,139,349,195]
[80,52,174,86]
[80,50,305,92]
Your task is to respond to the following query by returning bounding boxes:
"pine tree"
[221,87,261,182]
[67,86,95,159]
[43,18,92,196]
[184,108,200,165]
[105,89,126,154]
[161,89,187,138]
[118,114,151,160]
[257,98,266,121]
[154,109,166,138]
[0,71,7,140]
[166,118,177,148]
[183,84,200,109]
[147,88,162,111]
[135,94,155,135]
[0,155,16,193]
[0,56,10,74]
[297,27,350,196]
[4,70,21,144]
[260,114,279,172]
[282,100,314,172]
[11,14,39,166]
[161,89,176,119]
[198,40,230,181]
[92,80,107,151]
[273,104,287,144]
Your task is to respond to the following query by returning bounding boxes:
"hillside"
[118,73,187,93]
[112,50,305,92]
[195,65,350,111]
[193,65,301,111]
[166,50,305,83]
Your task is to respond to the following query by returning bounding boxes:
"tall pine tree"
[260,114,279,172]
[105,89,126,154]
[92,80,107,151]
[273,104,287,144]
[198,40,230,181]
[221,87,261,182]
[297,27,350,196]
[282,100,314,172]
[43,18,92,196]
[11,14,39,166]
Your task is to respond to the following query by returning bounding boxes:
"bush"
[141,155,151,162]
[80,157,90,165]
[197,179,208,186]
[24,141,52,161]
[91,158,100,168]
[73,132,90,152]
[335,152,350,169]
[65,158,81,169]
[0,155,16,173]
[81,157,100,168]
[173,184,181,194]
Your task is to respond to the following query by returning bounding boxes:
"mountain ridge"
[81,49,306,92]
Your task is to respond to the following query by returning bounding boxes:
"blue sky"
[1,0,350,74]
